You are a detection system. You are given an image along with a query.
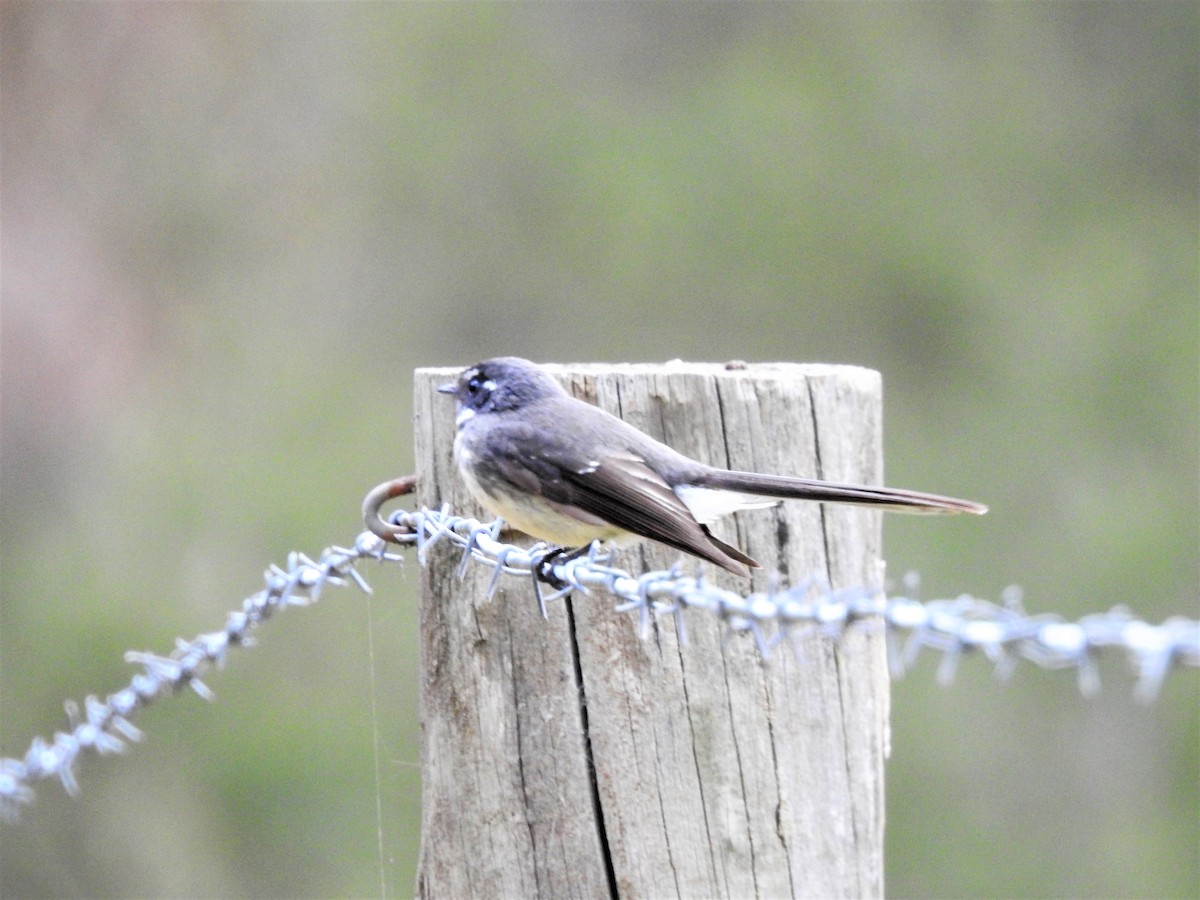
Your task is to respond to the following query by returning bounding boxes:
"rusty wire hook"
[362,474,418,543]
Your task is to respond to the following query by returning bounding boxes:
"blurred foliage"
[2,3,1196,897]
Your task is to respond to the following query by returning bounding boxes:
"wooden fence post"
[413,362,889,899]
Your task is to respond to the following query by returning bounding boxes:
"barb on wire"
[376,504,1198,699]
[0,528,406,821]
[2,482,1197,818]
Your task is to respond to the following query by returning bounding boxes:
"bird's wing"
[558,452,696,538]
[558,452,758,575]
[480,423,757,575]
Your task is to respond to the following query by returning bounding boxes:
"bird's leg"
[533,544,590,590]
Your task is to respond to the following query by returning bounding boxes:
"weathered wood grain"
[415,362,888,899]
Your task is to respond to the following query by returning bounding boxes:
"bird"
[440,357,986,577]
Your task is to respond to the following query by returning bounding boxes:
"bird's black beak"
[437,382,457,395]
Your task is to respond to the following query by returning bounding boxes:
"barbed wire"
[385,504,1199,701]
[0,534,402,821]
[2,497,1197,819]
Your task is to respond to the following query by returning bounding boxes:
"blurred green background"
[2,3,1196,897]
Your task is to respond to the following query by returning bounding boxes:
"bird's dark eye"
[467,375,483,394]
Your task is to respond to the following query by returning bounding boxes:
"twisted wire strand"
[2,504,1196,818]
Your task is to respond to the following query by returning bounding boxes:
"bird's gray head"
[438,357,565,423]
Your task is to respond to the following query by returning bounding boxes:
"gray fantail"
[440,357,986,577]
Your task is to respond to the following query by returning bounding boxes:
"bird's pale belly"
[455,439,630,546]
[480,487,632,546]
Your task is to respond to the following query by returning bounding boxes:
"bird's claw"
[533,545,589,590]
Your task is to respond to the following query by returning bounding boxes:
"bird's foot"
[533,545,590,590]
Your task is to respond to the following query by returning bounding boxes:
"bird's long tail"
[694,470,987,515]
